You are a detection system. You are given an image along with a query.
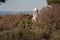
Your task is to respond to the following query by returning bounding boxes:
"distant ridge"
[0,11,33,15]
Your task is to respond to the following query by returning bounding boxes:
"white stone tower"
[32,7,38,22]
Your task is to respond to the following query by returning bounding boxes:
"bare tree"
[0,0,6,5]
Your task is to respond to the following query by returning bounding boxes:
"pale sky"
[0,0,47,11]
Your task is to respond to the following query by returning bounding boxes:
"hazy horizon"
[0,0,47,11]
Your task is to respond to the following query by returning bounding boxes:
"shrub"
[49,30,60,40]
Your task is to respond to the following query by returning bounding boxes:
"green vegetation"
[0,9,60,40]
[49,30,60,40]
[0,14,45,40]
[0,0,60,40]
[47,0,60,5]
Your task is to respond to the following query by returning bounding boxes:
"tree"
[47,0,60,5]
[0,0,6,5]
[39,4,60,31]
[0,0,6,2]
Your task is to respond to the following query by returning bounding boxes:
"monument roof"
[33,7,38,11]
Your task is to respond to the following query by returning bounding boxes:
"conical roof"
[33,7,38,11]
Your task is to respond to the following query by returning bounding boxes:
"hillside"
[0,5,60,40]
[0,0,60,40]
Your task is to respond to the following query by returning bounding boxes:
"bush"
[0,27,44,40]
[49,30,60,40]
